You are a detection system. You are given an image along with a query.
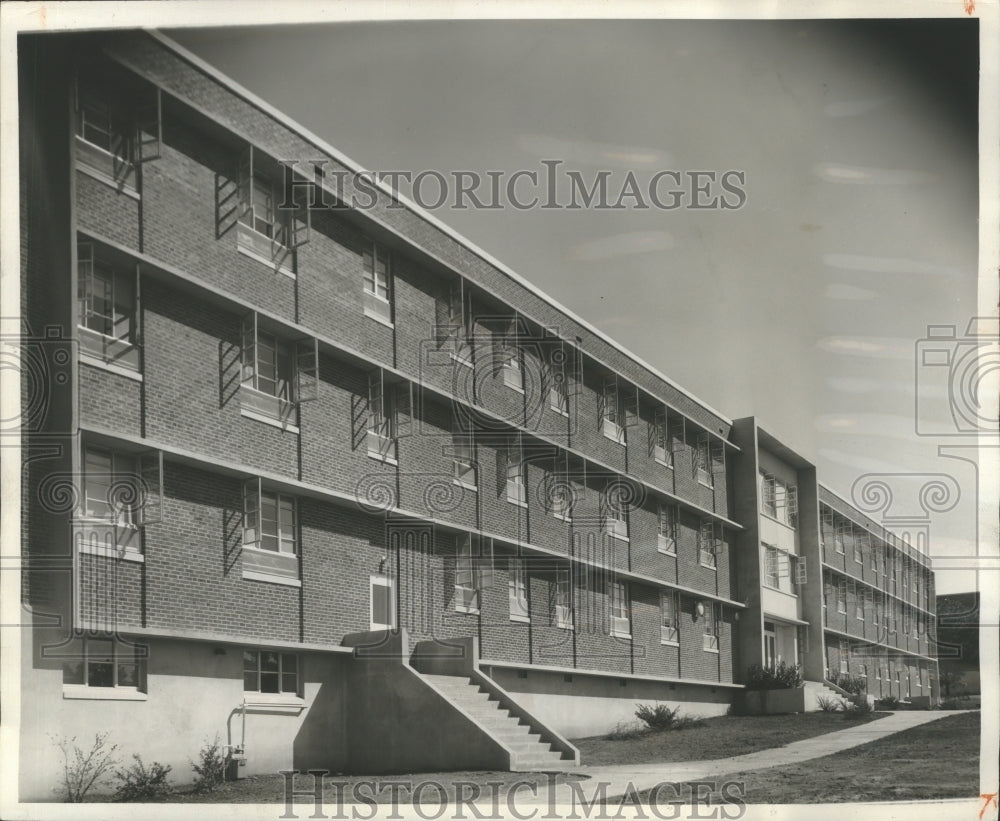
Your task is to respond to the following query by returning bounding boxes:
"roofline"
[817,481,928,559]
[146,28,733,428]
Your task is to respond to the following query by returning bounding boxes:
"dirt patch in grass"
[628,711,980,805]
[573,710,888,766]
[87,770,590,805]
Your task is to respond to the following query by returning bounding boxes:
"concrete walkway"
[528,710,973,806]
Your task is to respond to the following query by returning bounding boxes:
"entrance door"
[764,621,777,668]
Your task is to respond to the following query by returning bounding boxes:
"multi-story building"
[13,30,938,799]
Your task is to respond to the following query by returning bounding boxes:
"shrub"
[674,715,707,730]
[875,695,901,710]
[606,721,648,741]
[112,755,173,802]
[190,736,229,793]
[843,698,873,719]
[816,695,843,712]
[834,674,867,695]
[635,703,681,731]
[745,662,803,690]
[51,732,119,802]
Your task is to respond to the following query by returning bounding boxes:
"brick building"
[15,29,939,797]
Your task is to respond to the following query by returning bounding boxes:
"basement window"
[63,637,147,699]
[243,649,299,696]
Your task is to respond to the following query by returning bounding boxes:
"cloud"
[814,413,916,440]
[824,283,878,301]
[814,162,933,185]
[519,134,670,167]
[569,230,675,262]
[817,447,909,475]
[823,96,895,117]
[816,336,913,360]
[826,376,948,400]
[823,254,965,278]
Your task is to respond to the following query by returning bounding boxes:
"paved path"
[529,710,973,806]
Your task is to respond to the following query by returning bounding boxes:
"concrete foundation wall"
[489,668,732,738]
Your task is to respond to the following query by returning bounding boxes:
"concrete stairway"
[803,679,851,710]
[422,674,572,771]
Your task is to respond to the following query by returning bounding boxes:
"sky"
[165,18,987,593]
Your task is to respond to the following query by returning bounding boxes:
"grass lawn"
[629,710,980,805]
[573,710,887,766]
[87,770,590,804]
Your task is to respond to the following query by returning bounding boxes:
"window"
[694,435,713,487]
[760,471,798,527]
[453,433,477,490]
[602,484,629,541]
[835,525,845,554]
[838,640,849,674]
[77,93,115,153]
[501,321,524,392]
[243,484,296,555]
[609,580,631,638]
[82,447,136,525]
[362,241,392,324]
[860,663,867,679]
[370,574,395,630]
[505,444,527,506]
[660,590,679,644]
[243,650,299,695]
[553,569,573,629]
[703,603,719,651]
[240,313,318,426]
[548,347,570,415]
[234,147,309,271]
[795,555,808,585]
[600,379,625,444]
[871,548,878,572]
[367,370,396,463]
[698,520,720,569]
[855,586,865,621]
[836,581,847,614]
[74,83,135,189]
[455,535,493,613]
[63,637,146,693]
[657,504,677,555]
[652,408,670,465]
[853,539,863,565]
[548,472,573,521]
[439,281,472,365]
[242,479,299,584]
[77,245,135,342]
[509,559,529,622]
[763,545,780,589]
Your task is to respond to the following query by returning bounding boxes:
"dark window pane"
[259,671,279,694]
[242,650,258,672]
[243,672,258,691]
[281,654,297,673]
[117,663,138,688]
[281,672,297,694]
[88,661,114,687]
[261,652,279,672]
[63,660,85,685]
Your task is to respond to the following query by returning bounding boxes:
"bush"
[875,695,901,710]
[843,698,873,719]
[834,674,867,695]
[745,662,803,690]
[816,695,843,712]
[606,721,648,741]
[190,736,229,793]
[674,715,707,730]
[112,755,172,802]
[51,732,119,802]
[635,703,681,731]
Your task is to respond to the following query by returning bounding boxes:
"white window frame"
[242,649,300,696]
[837,581,847,614]
[508,558,530,622]
[602,485,629,542]
[452,433,478,490]
[694,434,714,487]
[370,574,396,630]
[505,444,527,506]
[554,568,573,629]
[839,640,849,674]
[657,504,677,555]
[362,241,393,325]
[600,379,625,445]
[81,447,137,526]
[653,408,671,466]
[366,370,398,464]
[501,328,524,393]
[77,247,136,344]
[702,602,719,652]
[548,349,570,416]
[549,472,573,522]
[609,580,631,638]
[244,485,297,555]
[763,545,780,590]
[660,590,679,645]
[62,637,146,694]
[698,520,720,570]
[454,535,492,614]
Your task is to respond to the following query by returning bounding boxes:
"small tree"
[190,735,229,793]
[113,755,173,802]
[939,670,965,697]
[51,732,119,802]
